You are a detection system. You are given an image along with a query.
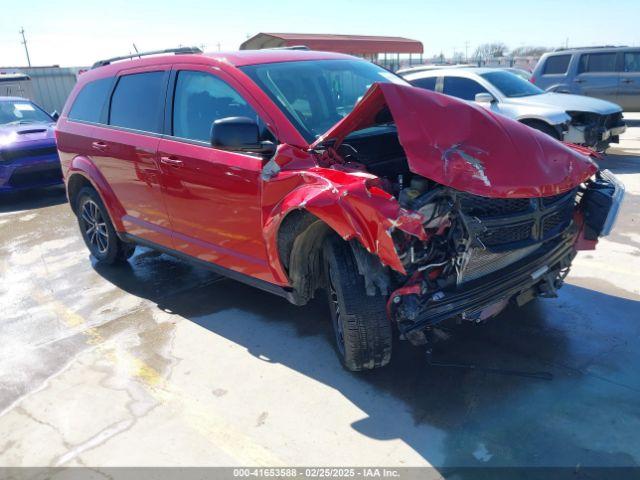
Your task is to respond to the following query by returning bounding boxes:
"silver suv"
[532,46,640,111]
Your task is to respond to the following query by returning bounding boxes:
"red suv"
[56,47,624,371]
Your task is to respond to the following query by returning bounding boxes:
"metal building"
[0,66,84,114]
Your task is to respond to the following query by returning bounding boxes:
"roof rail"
[91,47,203,69]
[267,45,310,51]
[553,45,627,52]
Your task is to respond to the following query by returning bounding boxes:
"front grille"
[482,221,534,246]
[1,146,58,163]
[542,203,574,235]
[457,188,578,251]
[541,190,572,207]
[8,165,62,187]
[459,195,530,217]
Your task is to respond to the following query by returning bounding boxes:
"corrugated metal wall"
[0,67,84,113]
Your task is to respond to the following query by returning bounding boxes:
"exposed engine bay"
[318,125,622,345]
[565,110,626,151]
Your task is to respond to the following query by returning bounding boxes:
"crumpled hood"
[311,83,598,198]
[508,92,622,115]
[0,122,55,148]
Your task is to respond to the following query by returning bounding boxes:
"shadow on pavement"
[95,251,640,469]
[0,185,67,213]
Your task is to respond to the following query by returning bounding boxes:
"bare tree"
[473,42,509,60]
[510,46,552,57]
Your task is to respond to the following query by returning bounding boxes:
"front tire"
[323,235,392,371]
[76,187,135,264]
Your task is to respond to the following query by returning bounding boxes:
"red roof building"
[240,33,424,69]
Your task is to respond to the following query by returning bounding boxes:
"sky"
[2,0,639,67]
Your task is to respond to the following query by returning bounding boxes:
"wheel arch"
[518,118,562,139]
[66,156,126,231]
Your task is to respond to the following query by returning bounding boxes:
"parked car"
[56,48,623,371]
[0,97,62,193]
[532,46,640,112]
[504,67,532,81]
[401,67,626,151]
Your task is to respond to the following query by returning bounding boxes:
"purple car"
[0,97,62,193]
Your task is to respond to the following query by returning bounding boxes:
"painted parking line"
[30,288,285,467]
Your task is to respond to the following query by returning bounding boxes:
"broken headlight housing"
[582,169,625,238]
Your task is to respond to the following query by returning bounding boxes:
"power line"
[19,27,31,67]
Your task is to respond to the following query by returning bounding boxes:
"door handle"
[91,141,107,151]
[621,78,633,84]
[160,156,184,167]
[573,79,585,84]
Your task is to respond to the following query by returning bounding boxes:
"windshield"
[480,70,544,98]
[241,59,408,142]
[0,100,52,125]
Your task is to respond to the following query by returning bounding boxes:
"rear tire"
[323,235,392,371]
[76,187,135,264]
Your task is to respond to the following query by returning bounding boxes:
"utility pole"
[19,27,31,67]
[464,40,470,62]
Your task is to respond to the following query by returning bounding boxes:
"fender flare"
[66,155,126,231]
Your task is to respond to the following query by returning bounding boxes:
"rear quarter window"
[543,55,571,75]
[109,72,165,133]
[68,77,113,123]
[578,52,618,73]
[410,76,437,91]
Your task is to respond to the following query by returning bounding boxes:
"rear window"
[543,55,571,75]
[442,77,488,101]
[624,52,640,72]
[410,76,437,91]
[68,77,112,123]
[578,53,618,73]
[109,72,165,133]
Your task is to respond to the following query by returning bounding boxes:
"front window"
[241,60,408,142]
[0,100,52,125]
[480,70,544,98]
[442,76,489,101]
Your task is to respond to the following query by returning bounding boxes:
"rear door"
[620,51,640,111]
[573,51,620,103]
[157,65,276,283]
[91,66,173,248]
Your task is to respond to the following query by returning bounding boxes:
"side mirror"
[474,93,495,104]
[51,111,60,121]
[211,116,275,155]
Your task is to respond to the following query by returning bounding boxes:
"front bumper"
[564,112,626,148]
[401,233,577,335]
[0,155,62,192]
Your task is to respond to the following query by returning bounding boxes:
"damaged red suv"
[56,48,624,371]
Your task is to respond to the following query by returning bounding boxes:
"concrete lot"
[1,115,639,473]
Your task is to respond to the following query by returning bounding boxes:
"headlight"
[599,169,625,236]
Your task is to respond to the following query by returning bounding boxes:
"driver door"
[157,67,275,282]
